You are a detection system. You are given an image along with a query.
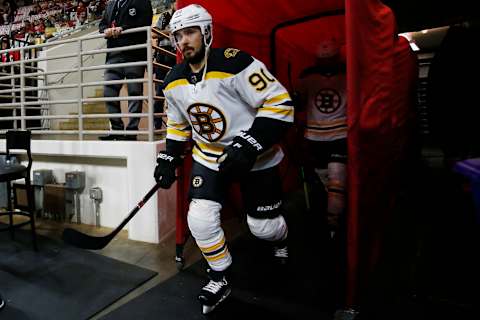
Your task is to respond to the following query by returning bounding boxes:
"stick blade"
[62,228,111,250]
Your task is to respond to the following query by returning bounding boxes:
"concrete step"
[82,102,107,114]
[59,118,110,130]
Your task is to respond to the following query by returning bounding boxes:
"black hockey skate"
[198,270,231,314]
[0,293,5,310]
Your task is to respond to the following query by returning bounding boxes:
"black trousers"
[103,55,146,131]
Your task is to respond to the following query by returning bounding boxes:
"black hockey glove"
[154,152,182,189]
[217,132,264,180]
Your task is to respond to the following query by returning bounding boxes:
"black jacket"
[99,0,153,61]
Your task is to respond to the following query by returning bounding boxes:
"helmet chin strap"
[200,49,209,87]
[200,30,213,87]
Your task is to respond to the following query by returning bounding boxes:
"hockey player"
[153,4,293,314]
[296,39,347,238]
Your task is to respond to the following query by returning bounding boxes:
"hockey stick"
[287,61,311,211]
[62,183,161,250]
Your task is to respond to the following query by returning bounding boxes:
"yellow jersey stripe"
[205,71,234,80]
[164,79,189,91]
[192,147,218,163]
[305,128,347,136]
[258,107,294,117]
[305,125,347,132]
[167,128,191,138]
[264,93,291,105]
[308,118,347,126]
[167,119,189,126]
[196,141,224,155]
[328,180,345,189]
[167,123,189,129]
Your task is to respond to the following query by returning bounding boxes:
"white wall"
[30,157,129,227]
[0,139,176,244]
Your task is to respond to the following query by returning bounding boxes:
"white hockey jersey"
[163,48,294,171]
[298,66,347,141]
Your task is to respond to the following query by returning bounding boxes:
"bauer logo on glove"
[238,131,263,152]
[217,133,264,179]
[157,153,175,162]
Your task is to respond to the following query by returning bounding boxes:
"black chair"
[0,130,37,250]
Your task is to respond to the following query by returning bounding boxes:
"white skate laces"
[274,246,288,258]
[273,245,289,266]
[203,278,227,294]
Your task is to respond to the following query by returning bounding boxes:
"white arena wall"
[0,139,177,244]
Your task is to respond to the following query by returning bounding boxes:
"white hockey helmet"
[169,4,213,48]
[316,38,340,59]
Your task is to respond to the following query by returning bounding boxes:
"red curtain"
[176,0,344,68]
[176,0,417,309]
[346,0,417,306]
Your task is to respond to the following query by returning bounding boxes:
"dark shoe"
[121,135,137,141]
[175,255,185,271]
[334,308,359,320]
[99,134,123,141]
[175,243,185,270]
[0,293,5,310]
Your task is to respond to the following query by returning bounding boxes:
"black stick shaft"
[108,182,162,239]
[62,183,162,249]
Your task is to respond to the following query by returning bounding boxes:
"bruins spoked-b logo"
[187,103,226,142]
[192,176,203,188]
[315,88,341,114]
[224,48,240,58]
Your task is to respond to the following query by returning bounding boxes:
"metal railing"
[0,62,48,130]
[46,20,101,43]
[0,26,169,141]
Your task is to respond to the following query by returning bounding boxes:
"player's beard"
[184,44,206,65]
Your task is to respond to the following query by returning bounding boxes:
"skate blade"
[201,288,232,314]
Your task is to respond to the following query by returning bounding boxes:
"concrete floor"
[1,189,304,319]
[30,215,245,319]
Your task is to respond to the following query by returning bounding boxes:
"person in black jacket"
[4,0,17,23]
[99,0,153,140]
